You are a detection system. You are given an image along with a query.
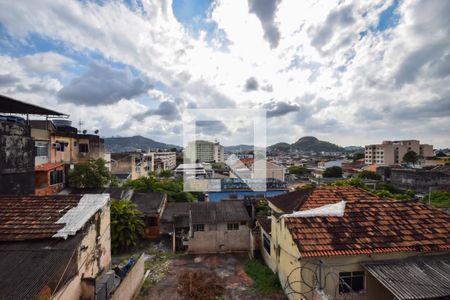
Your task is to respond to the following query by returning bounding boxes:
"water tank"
[52,119,72,128]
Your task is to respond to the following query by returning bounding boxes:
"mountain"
[269,136,345,153]
[291,136,344,152]
[103,136,180,152]
[224,144,254,152]
[267,142,291,152]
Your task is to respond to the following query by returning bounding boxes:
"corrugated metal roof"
[362,255,450,300]
[0,94,68,116]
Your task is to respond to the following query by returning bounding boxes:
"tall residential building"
[364,140,433,165]
[152,151,177,170]
[185,140,224,163]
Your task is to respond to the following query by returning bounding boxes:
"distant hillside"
[224,144,254,152]
[104,136,180,152]
[344,146,364,152]
[269,136,344,153]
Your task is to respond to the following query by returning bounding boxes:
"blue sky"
[0,0,449,147]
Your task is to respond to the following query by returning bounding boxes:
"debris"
[177,269,225,300]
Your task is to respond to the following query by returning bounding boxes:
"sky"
[0,0,449,148]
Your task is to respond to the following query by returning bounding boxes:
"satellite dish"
[94,129,99,134]
[82,130,87,134]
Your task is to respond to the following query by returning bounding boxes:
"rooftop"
[161,200,250,225]
[131,192,166,215]
[268,186,450,257]
[0,194,108,241]
[35,162,64,172]
[0,94,68,117]
[362,255,450,300]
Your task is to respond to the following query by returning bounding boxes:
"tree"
[288,165,306,175]
[358,170,381,180]
[424,191,450,208]
[352,152,365,161]
[124,175,198,202]
[158,169,172,178]
[403,151,419,164]
[110,199,144,253]
[323,166,343,178]
[69,158,116,188]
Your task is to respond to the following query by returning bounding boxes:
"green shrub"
[245,259,281,296]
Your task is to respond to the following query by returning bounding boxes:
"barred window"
[339,271,364,294]
[50,170,64,185]
[227,223,239,230]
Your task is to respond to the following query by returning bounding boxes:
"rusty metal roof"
[362,255,450,300]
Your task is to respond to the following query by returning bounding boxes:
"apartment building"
[152,151,177,170]
[185,140,224,163]
[365,140,433,165]
[111,152,154,180]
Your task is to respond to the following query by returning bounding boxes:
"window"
[50,170,64,185]
[227,223,239,230]
[263,234,271,254]
[79,143,89,153]
[35,142,48,157]
[193,224,204,232]
[55,142,65,152]
[339,271,364,294]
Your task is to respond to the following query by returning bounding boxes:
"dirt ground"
[141,253,284,300]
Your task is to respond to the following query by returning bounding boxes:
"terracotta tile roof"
[35,162,64,172]
[268,186,382,213]
[275,187,450,257]
[0,195,82,241]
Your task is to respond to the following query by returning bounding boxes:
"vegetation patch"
[245,259,282,296]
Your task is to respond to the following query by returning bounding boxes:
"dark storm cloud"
[244,77,259,91]
[195,120,230,136]
[133,101,180,122]
[310,4,355,50]
[0,74,19,86]
[263,101,299,118]
[57,61,152,106]
[248,0,281,48]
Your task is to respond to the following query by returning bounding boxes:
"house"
[0,194,112,299]
[390,166,450,193]
[229,158,286,181]
[131,192,167,238]
[260,186,450,300]
[49,122,105,165]
[35,162,65,195]
[0,94,68,194]
[111,152,153,180]
[160,201,251,253]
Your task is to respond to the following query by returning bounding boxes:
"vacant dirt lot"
[140,253,284,300]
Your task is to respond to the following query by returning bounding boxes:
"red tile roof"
[0,195,82,241]
[35,162,64,172]
[269,186,450,257]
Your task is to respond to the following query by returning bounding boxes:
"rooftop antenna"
[78,120,84,133]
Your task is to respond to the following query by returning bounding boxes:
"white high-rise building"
[185,140,224,163]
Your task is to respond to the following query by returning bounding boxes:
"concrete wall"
[110,253,145,300]
[391,169,450,193]
[0,121,35,194]
[188,222,250,253]
[53,201,111,300]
